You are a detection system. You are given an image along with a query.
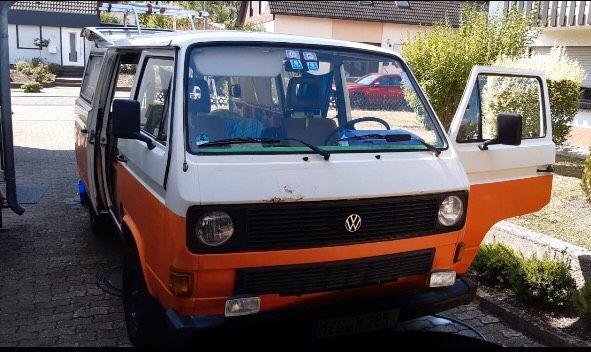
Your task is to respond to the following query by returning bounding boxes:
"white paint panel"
[449,66,555,184]
[162,150,470,216]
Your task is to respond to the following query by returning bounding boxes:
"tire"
[88,205,114,236]
[123,246,169,346]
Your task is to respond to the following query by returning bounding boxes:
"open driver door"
[448,66,555,273]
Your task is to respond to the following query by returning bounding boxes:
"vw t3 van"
[75,27,554,345]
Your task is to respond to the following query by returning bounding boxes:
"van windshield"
[185,45,445,155]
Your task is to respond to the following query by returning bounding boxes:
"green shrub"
[573,280,591,318]
[15,60,33,75]
[47,63,61,75]
[31,57,46,67]
[582,150,591,202]
[472,243,522,288]
[493,46,585,144]
[21,81,42,93]
[402,5,540,128]
[100,12,120,24]
[513,254,576,308]
[29,64,55,83]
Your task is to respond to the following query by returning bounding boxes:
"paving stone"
[480,314,501,324]
[500,328,524,339]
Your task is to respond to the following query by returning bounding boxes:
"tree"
[402,5,540,128]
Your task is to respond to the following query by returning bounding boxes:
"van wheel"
[88,206,113,236]
[123,246,168,346]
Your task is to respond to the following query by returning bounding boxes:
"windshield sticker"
[290,59,304,70]
[303,51,317,61]
[306,61,319,71]
[195,134,210,146]
[285,50,300,59]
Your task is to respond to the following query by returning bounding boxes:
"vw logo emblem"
[345,214,362,233]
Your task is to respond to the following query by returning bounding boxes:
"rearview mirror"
[479,112,522,150]
[112,99,155,150]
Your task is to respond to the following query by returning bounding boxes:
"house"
[237,1,466,54]
[489,1,591,148]
[7,1,99,68]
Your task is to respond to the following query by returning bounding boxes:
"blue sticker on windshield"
[290,59,303,70]
[306,61,319,71]
[195,134,209,146]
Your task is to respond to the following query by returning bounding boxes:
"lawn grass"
[508,155,591,250]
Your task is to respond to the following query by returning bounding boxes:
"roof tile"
[268,1,466,26]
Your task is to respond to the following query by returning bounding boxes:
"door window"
[80,55,103,102]
[456,74,545,142]
[135,57,174,144]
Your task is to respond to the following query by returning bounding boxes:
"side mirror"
[372,81,381,86]
[112,99,155,150]
[479,112,522,151]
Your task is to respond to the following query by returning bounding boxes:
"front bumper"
[166,277,477,339]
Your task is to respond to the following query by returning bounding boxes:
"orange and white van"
[75,27,554,345]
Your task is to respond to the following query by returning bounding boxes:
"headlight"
[438,196,464,226]
[197,211,234,246]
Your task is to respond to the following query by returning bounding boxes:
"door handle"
[537,165,554,173]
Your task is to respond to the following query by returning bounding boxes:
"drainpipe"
[0,1,25,215]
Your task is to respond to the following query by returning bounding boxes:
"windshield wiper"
[198,137,331,160]
[280,138,331,161]
[338,134,441,157]
[197,137,281,147]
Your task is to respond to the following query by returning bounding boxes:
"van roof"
[83,27,401,57]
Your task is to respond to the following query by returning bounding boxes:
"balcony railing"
[503,1,591,27]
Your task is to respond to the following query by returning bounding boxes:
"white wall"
[534,27,591,47]
[381,22,424,54]
[273,15,333,38]
[8,24,62,65]
[574,110,591,129]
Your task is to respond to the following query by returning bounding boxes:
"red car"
[347,73,405,109]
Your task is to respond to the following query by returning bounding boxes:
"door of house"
[61,27,84,67]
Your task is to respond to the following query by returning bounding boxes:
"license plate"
[317,309,399,338]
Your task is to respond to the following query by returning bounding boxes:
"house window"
[16,24,41,49]
[260,1,266,14]
[249,1,253,16]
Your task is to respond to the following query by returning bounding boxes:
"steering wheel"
[324,117,391,145]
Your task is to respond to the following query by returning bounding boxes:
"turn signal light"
[454,242,465,263]
[169,270,193,297]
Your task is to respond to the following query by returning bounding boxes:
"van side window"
[136,57,174,143]
[80,55,103,101]
[456,74,545,142]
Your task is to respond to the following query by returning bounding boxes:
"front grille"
[248,197,440,249]
[234,249,435,296]
[186,192,467,253]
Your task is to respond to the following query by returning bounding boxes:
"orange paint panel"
[74,123,89,187]
[454,175,553,274]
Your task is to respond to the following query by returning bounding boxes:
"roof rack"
[81,27,175,47]
[98,1,209,34]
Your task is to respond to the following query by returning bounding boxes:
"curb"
[556,145,589,160]
[475,288,590,347]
